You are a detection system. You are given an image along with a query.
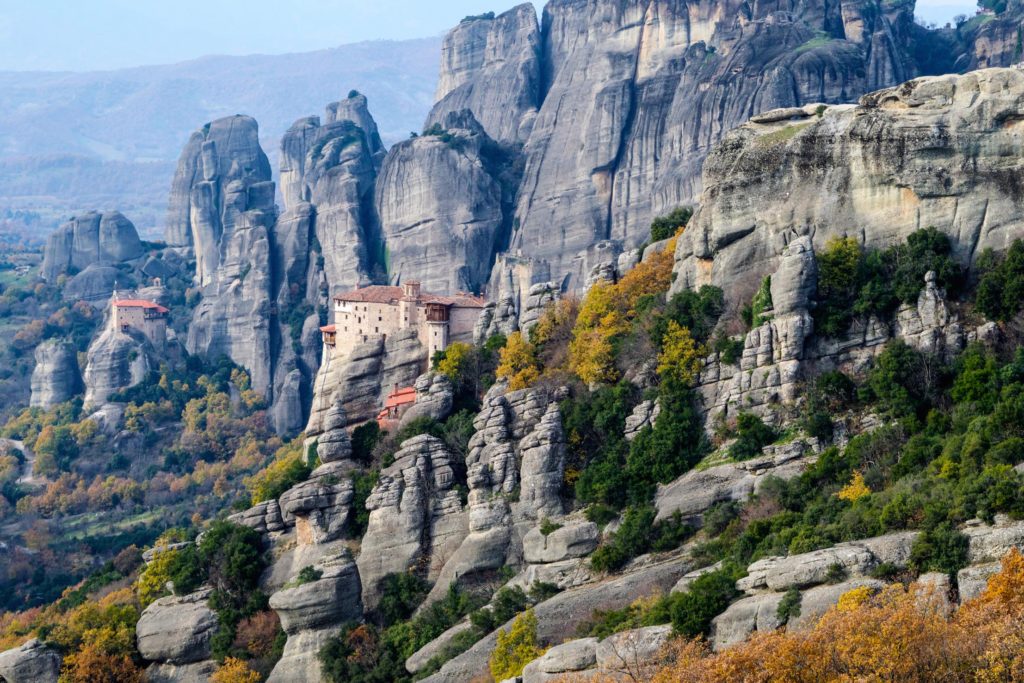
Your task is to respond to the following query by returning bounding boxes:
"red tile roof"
[334,285,486,309]
[320,324,336,333]
[334,285,404,304]
[384,386,417,409]
[114,299,169,314]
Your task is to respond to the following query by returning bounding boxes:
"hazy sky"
[0,0,979,72]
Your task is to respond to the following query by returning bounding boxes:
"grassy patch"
[755,122,812,148]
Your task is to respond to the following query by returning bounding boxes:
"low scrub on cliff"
[647,548,1024,682]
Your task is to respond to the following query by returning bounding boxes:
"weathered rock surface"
[523,522,599,565]
[502,0,923,292]
[0,638,61,683]
[30,340,82,408]
[278,96,381,293]
[42,210,143,281]
[145,661,217,683]
[278,462,356,544]
[958,562,1002,601]
[398,372,455,428]
[521,637,597,682]
[164,114,273,280]
[624,400,660,441]
[316,397,353,463]
[377,110,514,294]
[738,531,918,593]
[269,552,362,635]
[422,556,689,682]
[674,68,1024,304]
[357,435,465,608]
[655,439,817,523]
[62,264,122,307]
[173,115,278,407]
[136,590,218,664]
[83,325,155,407]
[428,4,541,145]
[963,517,1024,563]
[711,592,784,650]
[228,499,285,535]
[306,329,426,435]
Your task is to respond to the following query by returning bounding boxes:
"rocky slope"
[672,67,1024,305]
[438,0,930,294]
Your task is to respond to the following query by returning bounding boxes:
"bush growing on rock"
[728,412,778,461]
[489,609,544,682]
[977,240,1024,321]
[376,572,429,626]
[649,206,693,242]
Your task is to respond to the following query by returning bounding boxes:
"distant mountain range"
[0,37,441,240]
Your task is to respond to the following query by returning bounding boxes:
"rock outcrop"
[41,211,143,281]
[136,590,218,665]
[427,4,541,145]
[398,372,455,428]
[175,116,277,404]
[306,329,425,435]
[164,115,274,280]
[492,0,927,292]
[0,638,61,683]
[267,551,362,683]
[356,435,465,608]
[376,110,514,294]
[278,94,381,294]
[673,68,1024,303]
[30,340,82,408]
[82,325,155,407]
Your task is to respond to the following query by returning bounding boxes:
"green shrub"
[289,565,323,588]
[867,340,939,417]
[669,568,740,637]
[377,572,430,626]
[539,518,561,536]
[824,563,848,584]
[650,207,693,242]
[590,507,693,572]
[977,240,1024,321]
[909,524,969,576]
[351,422,382,462]
[776,587,802,623]
[729,413,778,461]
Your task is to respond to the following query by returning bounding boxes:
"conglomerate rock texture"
[30,339,83,409]
[673,67,1024,305]
[427,3,542,145]
[41,211,144,282]
[491,0,930,291]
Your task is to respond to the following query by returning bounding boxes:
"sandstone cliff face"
[164,115,274,284]
[83,325,155,407]
[278,94,382,294]
[377,110,514,294]
[672,67,1024,303]
[427,4,541,145]
[491,0,924,292]
[30,340,83,409]
[41,211,143,282]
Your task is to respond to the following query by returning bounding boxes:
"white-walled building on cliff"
[320,282,484,360]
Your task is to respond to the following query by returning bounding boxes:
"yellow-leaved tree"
[496,332,540,390]
[489,609,545,681]
[837,471,871,502]
[568,231,681,385]
[211,657,261,683]
[656,321,703,385]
